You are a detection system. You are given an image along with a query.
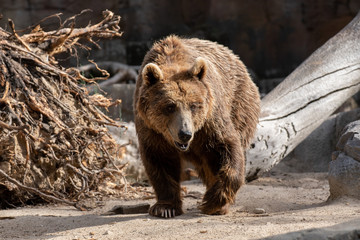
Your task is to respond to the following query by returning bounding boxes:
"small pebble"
[254,208,266,214]
[200,230,207,233]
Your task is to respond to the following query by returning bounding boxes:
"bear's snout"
[178,130,192,143]
[174,129,193,151]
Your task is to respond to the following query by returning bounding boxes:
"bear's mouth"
[174,141,189,151]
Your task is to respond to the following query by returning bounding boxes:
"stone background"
[1,0,360,83]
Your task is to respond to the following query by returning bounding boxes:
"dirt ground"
[1,169,360,240]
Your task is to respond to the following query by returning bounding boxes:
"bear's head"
[137,57,213,152]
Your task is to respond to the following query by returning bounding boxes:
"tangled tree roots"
[0,10,129,209]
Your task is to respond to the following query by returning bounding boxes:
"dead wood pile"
[0,10,130,209]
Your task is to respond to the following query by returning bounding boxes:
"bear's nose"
[178,130,192,142]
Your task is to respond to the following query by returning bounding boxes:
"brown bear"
[134,35,260,218]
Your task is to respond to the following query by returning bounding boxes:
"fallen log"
[246,11,360,180]
[78,61,139,87]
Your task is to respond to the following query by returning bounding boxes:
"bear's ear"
[142,63,164,86]
[190,57,207,80]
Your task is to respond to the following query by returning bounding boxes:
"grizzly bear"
[134,35,260,218]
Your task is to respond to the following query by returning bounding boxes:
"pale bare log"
[246,11,360,180]
[78,61,138,87]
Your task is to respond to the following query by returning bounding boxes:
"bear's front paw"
[149,202,183,218]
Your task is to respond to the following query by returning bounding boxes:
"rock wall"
[329,120,360,200]
[1,0,359,81]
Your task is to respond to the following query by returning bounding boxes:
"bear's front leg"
[141,146,183,218]
[199,138,245,215]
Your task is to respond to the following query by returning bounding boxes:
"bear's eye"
[164,104,176,115]
[190,102,202,111]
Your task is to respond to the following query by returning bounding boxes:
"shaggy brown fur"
[134,35,260,218]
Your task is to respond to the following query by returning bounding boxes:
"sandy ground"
[1,170,360,240]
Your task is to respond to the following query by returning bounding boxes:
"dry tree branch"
[8,19,31,51]
[20,10,122,57]
[0,169,78,208]
[0,10,127,209]
[0,120,26,130]
[15,13,63,34]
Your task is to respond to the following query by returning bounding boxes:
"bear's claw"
[161,209,176,218]
[149,203,182,218]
